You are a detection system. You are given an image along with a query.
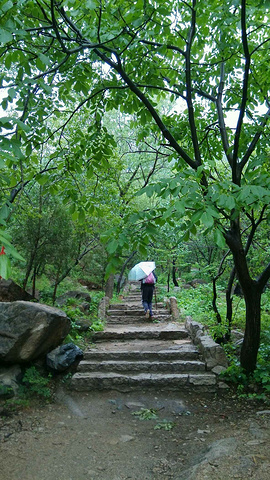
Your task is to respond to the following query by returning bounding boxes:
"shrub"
[21,366,52,398]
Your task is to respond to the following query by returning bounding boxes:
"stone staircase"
[71,284,217,391]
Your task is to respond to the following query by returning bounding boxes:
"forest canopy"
[0,0,270,373]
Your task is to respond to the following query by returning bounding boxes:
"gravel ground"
[0,387,270,480]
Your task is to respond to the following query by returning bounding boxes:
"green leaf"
[0,28,13,44]
[8,87,16,99]
[175,201,185,215]
[0,255,11,280]
[139,244,147,256]
[214,229,226,249]
[86,0,98,9]
[201,210,214,228]
[35,174,49,185]
[181,230,190,242]
[0,204,10,220]
[38,53,51,66]
[15,119,31,132]
[78,210,85,223]
[191,209,203,224]
[107,239,118,254]
[1,0,13,12]
[5,245,25,262]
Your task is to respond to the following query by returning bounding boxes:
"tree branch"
[239,106,270,170]
[232,0,250,181]
[185,0,202,167]
[93,48,197,170]
[216,61,233,165]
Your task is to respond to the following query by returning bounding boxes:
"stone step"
[109,303,164,311]
[70,285,219,392]
[71,372,217,391]
[106,315,172,324]
[83,340,200,361]
[107,309,166,316]
[92,323,189,342]
[77,359,206,373]
[123,295,143,300]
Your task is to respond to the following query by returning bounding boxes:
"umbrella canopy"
[128,261,156,281]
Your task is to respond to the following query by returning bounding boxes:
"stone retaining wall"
[98,296,110,321]
[185,316,228,372]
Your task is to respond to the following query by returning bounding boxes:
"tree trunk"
[212,276,222,324]
[172,258,179,287]
[105,274,114,299]
[116,251,137,294]
[23,251,36,290]
[225,266,236,341]
[32,265,37,298]
[225,221,261,374]
[52,270,60,305]
[240,286,261,374]
[167,271,170,292]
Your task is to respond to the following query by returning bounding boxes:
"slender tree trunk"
[172,258,179,287]
[23,253,35,290]
[52,267,61,305]
[225,267,236,341]
[32,265,37,298]
[105,274,114,299]
[240,286,261,374]
[167,271,170,292]
[116,251,137,294]
[212,276,222,324]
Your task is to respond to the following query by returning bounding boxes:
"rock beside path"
[0,301,71,364]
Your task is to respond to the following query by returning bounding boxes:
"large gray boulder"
[0,301,71,364]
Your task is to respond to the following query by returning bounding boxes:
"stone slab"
[71,371,216,391]
[78,359,206,373]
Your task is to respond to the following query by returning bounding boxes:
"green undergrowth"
[60,291,105,348]
[220,329,270,402]
[21,366,52,398]
[131,408,176,431]
[2,366,54,411]
[174,282,270,335]
[173,283,270,401]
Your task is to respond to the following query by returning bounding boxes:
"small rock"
[212,366,227,375]
[120,435,135,442]
[246,440,265,445]
[125,402,145,409]
[249,421,266,439]
[218,381,230,389]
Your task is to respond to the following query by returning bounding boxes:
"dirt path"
[1,387,270,480]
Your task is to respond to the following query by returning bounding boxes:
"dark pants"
[141,284,155,316]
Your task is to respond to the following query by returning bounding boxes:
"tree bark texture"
[240,287,261,374]
[225,222,262,373]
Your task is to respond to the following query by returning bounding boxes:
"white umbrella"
[128,261,156,281]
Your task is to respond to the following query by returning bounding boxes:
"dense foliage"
[0,0,270,373]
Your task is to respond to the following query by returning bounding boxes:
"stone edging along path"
[184,317,229,379]
[165,296,229,388]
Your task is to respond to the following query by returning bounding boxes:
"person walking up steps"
[141,270,157,320]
